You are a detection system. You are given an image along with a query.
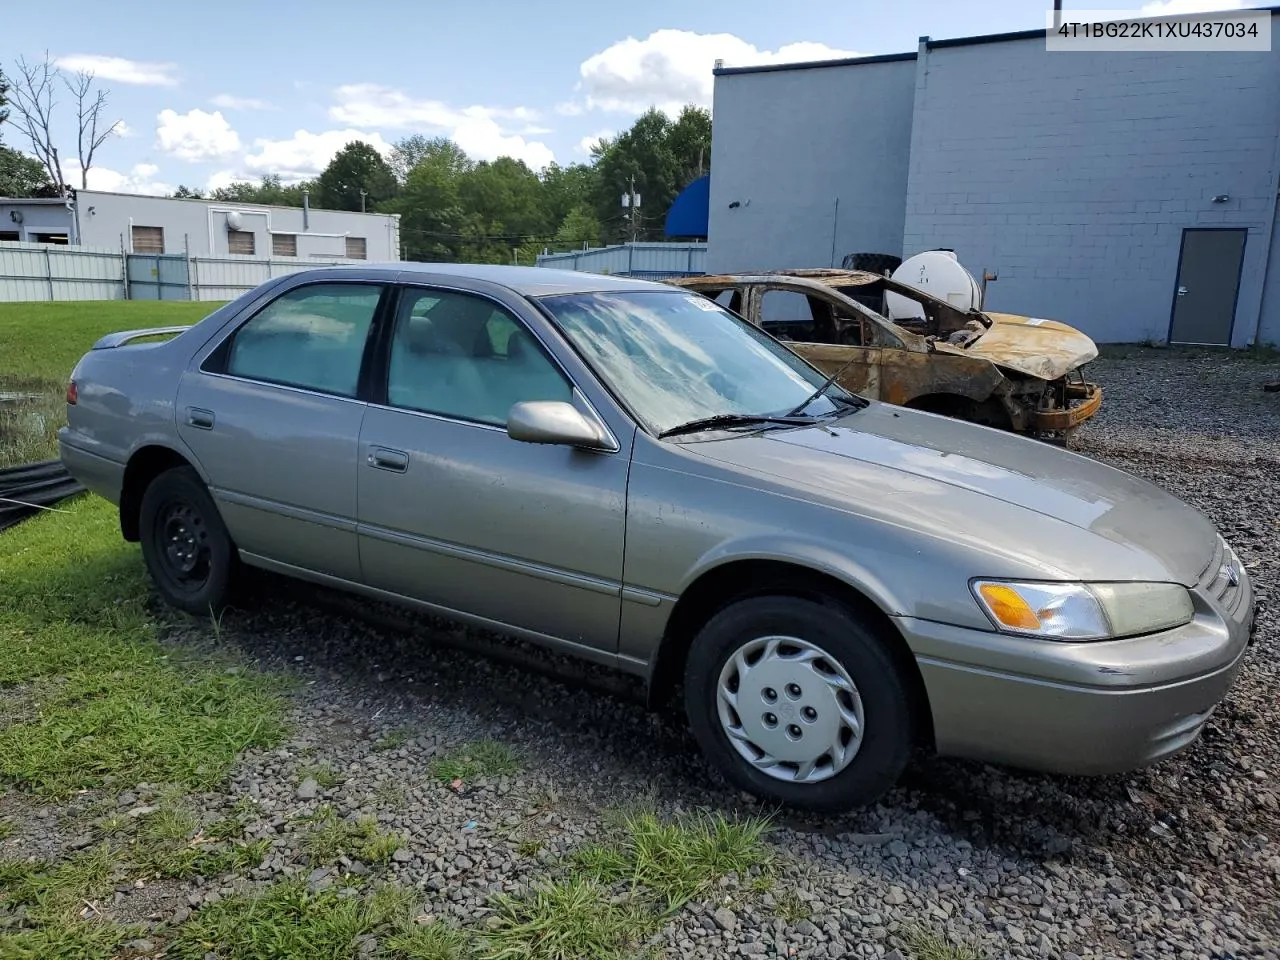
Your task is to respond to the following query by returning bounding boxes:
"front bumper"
[897,571,1253,776]
[1035,381,1102,432]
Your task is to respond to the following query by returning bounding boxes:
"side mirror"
[507,400,612,450]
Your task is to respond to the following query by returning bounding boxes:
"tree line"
[175,106,712,263]
[1,54,711,264]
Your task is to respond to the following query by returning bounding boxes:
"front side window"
[538,290,849,436]
[386,288,572,425]
[224,283,382,397]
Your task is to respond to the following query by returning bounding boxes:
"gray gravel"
[3,346,1278,959]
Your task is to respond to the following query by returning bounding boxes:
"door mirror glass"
[507,401,609,449]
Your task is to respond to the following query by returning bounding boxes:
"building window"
[272,233,298,257]
[131,225,164,254]
[345,236,367,260]
[228,230,256,256]
[0,231,19,243]
[35,233,70,246]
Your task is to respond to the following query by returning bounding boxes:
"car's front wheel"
[139,465,238,616]
[683,595,915,811]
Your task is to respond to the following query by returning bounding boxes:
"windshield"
[537,289,852,436]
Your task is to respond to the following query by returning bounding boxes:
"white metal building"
[0,189,401,261]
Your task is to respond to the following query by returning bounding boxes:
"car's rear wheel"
[683,595,914,811]
[139,466,237,616]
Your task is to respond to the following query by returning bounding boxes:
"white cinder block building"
[0,189,401,262]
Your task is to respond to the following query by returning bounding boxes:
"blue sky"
[3,0,1243,195]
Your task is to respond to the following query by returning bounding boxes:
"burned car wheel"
[683,595,914,811]
[139,466,238,616]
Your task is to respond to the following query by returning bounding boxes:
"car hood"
[933,312,1098,381]
[683,403,1216,586]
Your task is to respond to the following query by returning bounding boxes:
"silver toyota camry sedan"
[58,263,1255,811]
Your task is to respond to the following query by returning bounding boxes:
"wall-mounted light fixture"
[728,201,740,209]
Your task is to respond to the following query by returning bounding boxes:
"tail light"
[66,379,78,405]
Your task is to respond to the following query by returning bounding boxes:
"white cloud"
[555,101,585,117]
[328,84,555,169]
[155,108,241,162]
[205,169,248,192]
[577,130,613,155]
[54,54,177,86]
[578,30,859,114]
[210,94,273,111]
[1140,0,1246,12]
[114,121,134,138]
[81,162,173,196]
[243,128,392,181]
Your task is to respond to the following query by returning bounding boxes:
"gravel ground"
[4,346,1278,959]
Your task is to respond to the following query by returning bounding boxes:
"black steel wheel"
[138,465,237,615]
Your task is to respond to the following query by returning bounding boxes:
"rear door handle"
[367,447,409,473]
[187,407,215,429]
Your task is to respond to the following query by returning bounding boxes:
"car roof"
[321,261,673,297]
[674,269,885,289]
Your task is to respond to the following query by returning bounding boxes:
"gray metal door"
[126,254,190,300]
[1168,229,1247,345]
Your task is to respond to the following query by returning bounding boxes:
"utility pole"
[621,175,641,244]
[359,189,367,213]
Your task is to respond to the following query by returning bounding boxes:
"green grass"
[0,300,224,466]
[429,741,520,785]
[303,805,405,867]
[573,808,773,912]
[0,818,13,841]
[300,762,347,790]
[170,879,468,960]
[903,926,989,960]
[480,877,651,960]
[373,729,414,752]
[0,497,289,798]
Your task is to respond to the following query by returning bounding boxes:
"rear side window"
[222,283,382,397]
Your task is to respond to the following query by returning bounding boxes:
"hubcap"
[716,635,864,784]
[160,502,210,584]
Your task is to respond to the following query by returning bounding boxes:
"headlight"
[971,580,1194,641]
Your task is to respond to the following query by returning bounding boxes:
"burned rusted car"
[670,269,1102,439]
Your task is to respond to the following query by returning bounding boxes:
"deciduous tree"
[313,141,398,211]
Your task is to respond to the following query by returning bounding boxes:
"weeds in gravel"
[170,878,465,960]
[0,818,12,841]
[0,498,289,798]
[430,741,520,784]
[299,762,346,789]
[480,876,651,960]
[373,728,414,752]
[304,805,404,866]
[0,915,134,960]
[383,921,472,959]
[574,808,773,913]
[774,889,809,924]
[903,925,989,960]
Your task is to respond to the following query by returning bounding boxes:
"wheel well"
[119,446,193,541]
[648,559,935,751]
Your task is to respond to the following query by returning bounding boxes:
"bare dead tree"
[7,53,121,196]
[68,70,120,189]
[8,55,65,194]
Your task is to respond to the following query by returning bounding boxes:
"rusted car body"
[671,270,1102,437]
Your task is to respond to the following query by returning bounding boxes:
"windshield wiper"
[785,358,871,418]
[658,413,817,439]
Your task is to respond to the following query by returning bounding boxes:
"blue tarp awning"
[664,174,709,240]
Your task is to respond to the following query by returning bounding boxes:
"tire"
[683,595,915,811]
[138,465,238,616]
[840,252,902,276]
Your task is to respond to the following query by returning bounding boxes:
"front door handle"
[367,447,409,473]
[187,407,215,429]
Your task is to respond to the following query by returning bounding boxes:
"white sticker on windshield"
[685,295,722,312]
[1025,317,1050,326]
